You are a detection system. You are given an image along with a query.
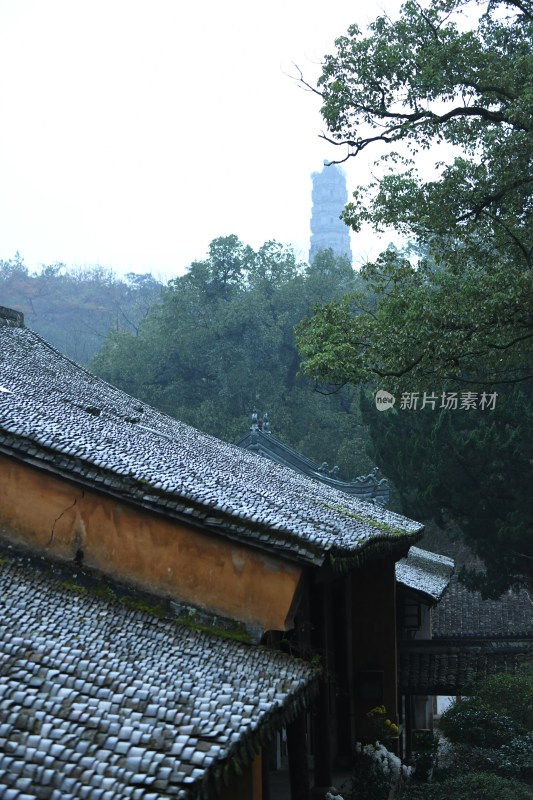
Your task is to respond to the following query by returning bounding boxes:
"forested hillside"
[0,254,163,363]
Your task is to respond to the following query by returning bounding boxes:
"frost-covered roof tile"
[395,546,454,602]
[0,557,317,800]
[0,321,424,566]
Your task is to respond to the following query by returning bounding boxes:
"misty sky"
[0,0,406,279]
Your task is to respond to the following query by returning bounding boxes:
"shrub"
[437,742,502,775]
[404,771,533,800]
[498,732,533,779]
[471,669,533,734]
[432,665,533,795]
[338,742,412,800]
[412,729,439,782]
[439,700,519,747]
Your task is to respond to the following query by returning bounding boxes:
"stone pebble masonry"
[0,558,318,800]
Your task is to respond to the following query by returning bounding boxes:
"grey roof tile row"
[433,572,533,638]
[398,642,533,694]
[399,566,533,693]
[0,557,317,799]
[0,322,423,568]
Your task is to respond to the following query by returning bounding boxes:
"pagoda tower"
[309,161,352,264]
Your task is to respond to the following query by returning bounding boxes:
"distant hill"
[0,255,163,363]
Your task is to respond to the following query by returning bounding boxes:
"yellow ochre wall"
[0,454,302,633]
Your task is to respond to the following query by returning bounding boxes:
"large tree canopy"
[297,0,533,388]
[296,0,533,595]
[91,236,371,477]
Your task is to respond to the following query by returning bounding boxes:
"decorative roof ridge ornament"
[238,414,391,506]
[251,408,272,436]
[353,467,389,507]
[0,306,24,328]
[251,408,258,432]
[250,407,260,445]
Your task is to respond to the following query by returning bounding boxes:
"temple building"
[0,306,424,800]
[236,413,533,761]
[309,162,352,264]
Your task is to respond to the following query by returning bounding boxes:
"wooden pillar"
[333,576,353,764]
[252,753,263,800]
[261,745,271,800]
[310,581,333,789]
[313,678,332,787]
[405,695,413,760]
[351,559,399,743]
[287,710,310,800]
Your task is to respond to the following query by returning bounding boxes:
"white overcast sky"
[0,0,406,280]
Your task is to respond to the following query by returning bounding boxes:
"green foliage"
[470,668,533,732]
[404,772,533,800]
[322,503,406,535]
[436,666,533,789]
[58,581,88,595]
[499,732,533,779]
[91,236,371,478]
[297,242,532,389]
[174,616,252,644]
[297,0,533,387]
[297,0,533,593]
[412,729,440,782]
[440,666,533,746]
[438,734,533,781]
[119,595,167,618]
[445,734,533,782]
[439,701,519,747]
[360,386,533,597]
[439,741,506,775]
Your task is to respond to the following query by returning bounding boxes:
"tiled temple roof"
[0,556,317,800]
[399,571,533,694]
[398,640,533,694]
[0,314,423,570]
[395,547,454,604]
[236,423,390,505]
[433,573,533,639]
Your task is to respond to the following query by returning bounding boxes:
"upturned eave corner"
[327,524,425,573]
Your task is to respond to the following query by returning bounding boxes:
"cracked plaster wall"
[0,453,303,633]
